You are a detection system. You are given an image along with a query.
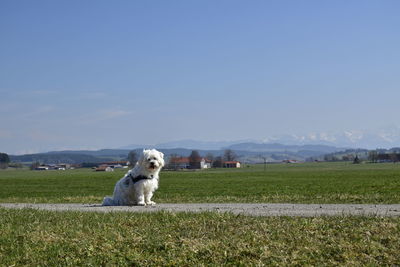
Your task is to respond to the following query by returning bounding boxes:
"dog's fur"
[102,149,164,206]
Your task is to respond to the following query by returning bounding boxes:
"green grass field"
[1,162,400,265]
[1,162,400,204]
[1,209,400,266]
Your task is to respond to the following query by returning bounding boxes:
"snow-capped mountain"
[262,128,400,149]
[119,128,400,151]
[121,139,259,150]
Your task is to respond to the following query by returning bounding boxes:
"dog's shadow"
[85,204,147,207]
[86,204,104,208]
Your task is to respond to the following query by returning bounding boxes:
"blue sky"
[1,0,400,154]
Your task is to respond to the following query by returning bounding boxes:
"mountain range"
[9,128,400,165]
[120,128,400,151]
[10,141,345,164]
[259,129,400,149]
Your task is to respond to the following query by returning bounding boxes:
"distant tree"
[8,162,23,169]
[128,151,138,167]
[259,155,267,171]
[30,161,40,170]
[81,162,99,168]
[389,152,398,163]
[353,155,361,164]
[342,154,355,162]
[188,150,201,169]
[0,152,10,169]
[205,153,214,163]
[0,153,10,163]
[212,156,223,168]
[324,154,339,162]
[368,150,378,163]
[223,149,237,161]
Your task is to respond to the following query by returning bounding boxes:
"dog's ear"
[160,157,165,167]
[158,151,165,167]
[142,149,150,159]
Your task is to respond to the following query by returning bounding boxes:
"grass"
[0,208,399,266]
[1,162,400,204]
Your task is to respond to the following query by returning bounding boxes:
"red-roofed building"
[95,165,114,172]
[169,157,190,169]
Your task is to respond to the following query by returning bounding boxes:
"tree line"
[367,150,400,163]
[321,149,400,163]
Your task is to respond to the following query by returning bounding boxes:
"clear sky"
[1,0,400,154]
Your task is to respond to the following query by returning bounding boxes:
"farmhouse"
[199,158,212,169]
[169,157,190,169]
[169,157,241,169]
[35,166,49,171]
[223,161,241,168]
[95,165,114,172]
[95,161,129,171]
[168,157,212,169]
[34,163,71,170]
[282,159,300,164]
[100,161,129,169]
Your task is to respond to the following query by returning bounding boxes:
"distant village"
[3,145,400,171]
[31,157,242,172]
[167,156,241,170]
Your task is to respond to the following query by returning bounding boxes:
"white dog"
[102,149,165,206]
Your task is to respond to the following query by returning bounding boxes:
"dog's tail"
[102,196,114,206]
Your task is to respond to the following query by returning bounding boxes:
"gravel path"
[1,203,400,217]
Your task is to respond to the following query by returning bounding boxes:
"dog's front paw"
[146,201,156,206]
[136,201,146,206]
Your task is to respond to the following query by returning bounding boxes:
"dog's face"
[139,149,164,172]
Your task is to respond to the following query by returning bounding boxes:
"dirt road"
[1,203,400,217]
